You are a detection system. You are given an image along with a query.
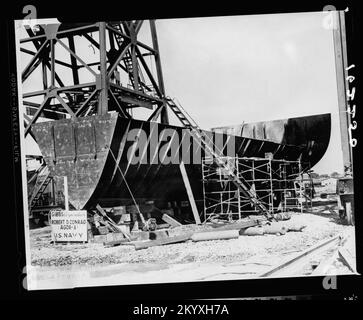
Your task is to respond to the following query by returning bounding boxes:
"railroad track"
[195,232,355,281]
[259,235,342,277]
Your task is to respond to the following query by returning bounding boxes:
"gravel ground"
[30,210,354,268]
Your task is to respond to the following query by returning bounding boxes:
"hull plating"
[32,112,330,210]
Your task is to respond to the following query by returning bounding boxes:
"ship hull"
[32,112,330,211]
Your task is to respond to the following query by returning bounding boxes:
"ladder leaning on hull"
[165,97,273,220]
[28,165,52,211]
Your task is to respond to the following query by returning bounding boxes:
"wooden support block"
[131,230,150,241]
[105,232,126,243]
[131,229,169,241]
[212,219,258,231]
[93,234,107,243]
[191,229,239,242]
[134,233,193,250]
[162,213,182,227]
[103,238,130,247]
[148,230,169,240]
[156,223,170,230]
[96,204,131,240]
[97,226,109,235]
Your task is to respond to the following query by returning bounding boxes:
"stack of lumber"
[127,219,261,250]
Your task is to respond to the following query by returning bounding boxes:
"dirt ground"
[25,207,357,289]
[30,209,353,267]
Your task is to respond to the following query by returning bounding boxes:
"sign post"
[50,210,88,242]
[64,176,69,211]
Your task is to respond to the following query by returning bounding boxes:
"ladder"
[165,97,272,219]
[28,166,52,210]
[112,23,143,92]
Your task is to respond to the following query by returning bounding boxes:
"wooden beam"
[96,204,131,241]
[134,233,192,250]
[212,219,259,231]
[191,229,239,242]
[179,161,201,224]
[162,214,182,227]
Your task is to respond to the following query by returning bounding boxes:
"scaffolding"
[202,156,312,222]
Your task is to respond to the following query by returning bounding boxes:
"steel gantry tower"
[20,20,169,137]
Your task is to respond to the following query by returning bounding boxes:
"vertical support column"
[333,11,353,175]
[202,159,207,222]
[98,22,108,115]
[298,159,303,213]
[150,20,169,124]
[237,156,241,219]
[64,176,69,212]
[269,159,274,214]
[282,164,287,212]
[310,173,313,211]
[180,161,201,224]
[50,39,55,87]
[252,159,256,214]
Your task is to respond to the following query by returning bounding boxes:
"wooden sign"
[50,210,88,242]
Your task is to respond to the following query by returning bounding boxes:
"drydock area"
[27,191,357,288]
[28,195,356,287]
[20,17,357,288]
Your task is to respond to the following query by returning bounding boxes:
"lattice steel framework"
[20,20,169,138]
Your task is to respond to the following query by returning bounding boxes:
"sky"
[153,12,344,174]
[19,11,346,174]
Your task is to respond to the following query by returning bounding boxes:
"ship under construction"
[20,20,346,229]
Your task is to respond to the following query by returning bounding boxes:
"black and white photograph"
[11,6,358,294]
